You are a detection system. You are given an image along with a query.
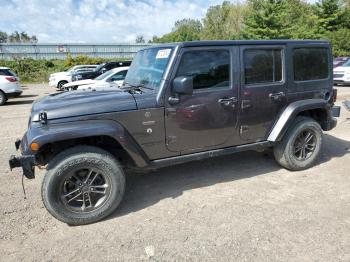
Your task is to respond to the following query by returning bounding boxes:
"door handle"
[218,97,237,106]
[269,92,285,101]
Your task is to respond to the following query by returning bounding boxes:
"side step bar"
[150,141,273,169]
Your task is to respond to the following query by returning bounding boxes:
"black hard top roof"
[148,40,330,49]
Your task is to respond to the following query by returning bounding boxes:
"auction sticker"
[156,49,171,59]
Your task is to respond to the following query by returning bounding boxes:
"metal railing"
[0,43,153,60]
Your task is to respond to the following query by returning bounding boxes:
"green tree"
[7,31,38,43]
[20,31,31,42]
[65,53,74,67]
[284,0,320,39]
[8,31,21,42]
[243,0,291,39]
[135,35,145,43]
[324,28,350,56]
[0,31,7,43]
[30,35,38,43]
[201,1,248,40]
[149,35,159,43]
[152,19,202,43]
[314,0,347,33]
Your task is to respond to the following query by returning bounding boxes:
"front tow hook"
[9,155,36,179]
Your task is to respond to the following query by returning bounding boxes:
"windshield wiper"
[123,82,154,91]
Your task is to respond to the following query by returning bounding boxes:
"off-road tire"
[0,91,6,106]
[41,146,125,225]
[57,81,68,90]
[273,116,323,171]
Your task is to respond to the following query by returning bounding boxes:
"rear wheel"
[0,91,7,106]
[273,116,323,171]
[42,146,125,225]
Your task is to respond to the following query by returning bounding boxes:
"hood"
[77,82,117,91]
[334,66,350,73]
[64,79,97,88]
[31,89,136,121]
[51,71,70,77]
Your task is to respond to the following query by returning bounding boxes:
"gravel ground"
[1,84,350,261]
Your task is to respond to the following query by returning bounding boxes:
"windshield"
[123,47,173,90]
[66,66,76,72]
[95,70,114,80]
[341,60,350,67]
[94,63,106,72]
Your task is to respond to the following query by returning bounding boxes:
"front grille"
[334,74,344,78]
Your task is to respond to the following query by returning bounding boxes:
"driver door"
[165,47,239,153]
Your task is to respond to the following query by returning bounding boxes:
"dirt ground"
[0,84,350,261]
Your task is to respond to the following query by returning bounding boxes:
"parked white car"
[334,59,350,85]
[49,65,97,90]
[63,67,129,91]
[0,67,22,106]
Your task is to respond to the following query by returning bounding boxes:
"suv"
[333,59,350,85]
[63,67,129,91]
[71,61,132,82]
[0,67,22,106]
[49,65,98,90]
[9,40,340,225]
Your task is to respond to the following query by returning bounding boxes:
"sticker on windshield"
[156,49,171,59]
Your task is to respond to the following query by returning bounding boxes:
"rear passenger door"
[239,46,288,142]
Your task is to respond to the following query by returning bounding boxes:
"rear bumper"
[6,91,23,98]
[334,79,350,85]
[325,106,340,131]
[332,106,341,117]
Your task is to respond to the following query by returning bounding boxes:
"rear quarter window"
[293,48,329,81]
[0,69,16,76]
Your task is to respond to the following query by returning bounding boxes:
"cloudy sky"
[0,0,224,43]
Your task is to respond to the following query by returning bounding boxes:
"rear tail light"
[332,89,338,103]
[5,76,17,82]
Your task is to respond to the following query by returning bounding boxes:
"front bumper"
[49,79,57,87]
[9,139,36,179]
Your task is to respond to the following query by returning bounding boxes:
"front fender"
[24,120,149,167]
[267,99,330,142]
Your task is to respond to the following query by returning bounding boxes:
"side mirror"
[173,76,193,95]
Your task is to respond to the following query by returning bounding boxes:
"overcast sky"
[0,0,224,43]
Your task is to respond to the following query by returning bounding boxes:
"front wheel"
[273,116,323,171]
[42,146,125,225]
[57,81,68,90]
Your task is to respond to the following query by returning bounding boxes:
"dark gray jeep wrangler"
[9,40,340,225]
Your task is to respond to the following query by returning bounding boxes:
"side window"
[110,70,127,81]
[244,49,282,85]
[176,50,230,90]
[293,48,329,81]
[105,64,114,70]
[0,69,15,76]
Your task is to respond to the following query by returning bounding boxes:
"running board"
[150,141,273,169]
